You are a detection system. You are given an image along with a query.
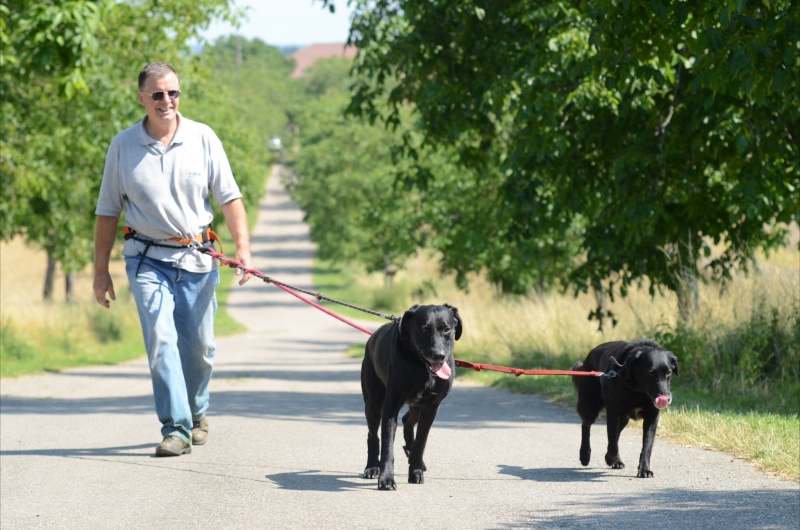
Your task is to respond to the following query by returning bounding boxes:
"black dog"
[361,304,462,490]
[572,338,678,478]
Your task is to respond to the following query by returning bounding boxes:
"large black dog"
[572,338,678,478]
[361,304,462,490]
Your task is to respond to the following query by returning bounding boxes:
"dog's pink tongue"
[654,395,670,409]
[432,362,452,380]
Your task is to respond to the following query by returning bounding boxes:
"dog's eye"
[443,326,451,334]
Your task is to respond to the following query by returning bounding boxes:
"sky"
[202,0,355,48]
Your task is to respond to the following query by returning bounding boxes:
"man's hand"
[235,251,254,286]
[94,215,120,308]
[94,271,116,308]
[221,198,253,286]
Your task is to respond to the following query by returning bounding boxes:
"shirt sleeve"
[95,137,125,217]
[206,128,242,206]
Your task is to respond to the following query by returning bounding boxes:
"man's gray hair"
[138,62,178,89]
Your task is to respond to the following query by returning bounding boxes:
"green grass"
[0,303,145,378]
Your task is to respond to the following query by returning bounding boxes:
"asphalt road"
[1,166,797,529]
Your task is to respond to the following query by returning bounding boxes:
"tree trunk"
[384,255,395,289]
[65,272,74,303]
[43,253,56,301]
[676,273,699,322]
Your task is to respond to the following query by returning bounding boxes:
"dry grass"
[0,236,135,339]
[0,237,143,376]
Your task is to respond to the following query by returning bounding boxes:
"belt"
[123,225,221,248]
[122,225,222,276]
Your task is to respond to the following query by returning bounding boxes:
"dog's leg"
[637,411,660,478]
[576,377,602,466]
[406,405,438,484]
[402,407,419,459]
[361,355,384,480]
[363,399,381,479]
[377,398,404,490]
[604,412,629,469]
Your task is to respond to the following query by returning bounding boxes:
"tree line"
[293,0,799,324]
[1,0,297,299]
[3,1,798,327]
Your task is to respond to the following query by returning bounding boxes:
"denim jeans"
[126,256,219,444]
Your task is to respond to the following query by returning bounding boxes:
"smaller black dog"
[361,304,462,490]
[572,338,678,478]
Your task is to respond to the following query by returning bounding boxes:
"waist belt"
[123,226,221,248]
[123,225,222,276]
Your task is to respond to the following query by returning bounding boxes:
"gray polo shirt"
[96,114,242,273]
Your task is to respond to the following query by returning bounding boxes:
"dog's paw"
[605,454,625,469]
[637,469,654,478]
[408,469,425,484]
[579,448,591,466]
[363,466,380,479]
[378,475,397,490]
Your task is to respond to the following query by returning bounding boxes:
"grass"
[0,196,260,377]
[312,239,800,483]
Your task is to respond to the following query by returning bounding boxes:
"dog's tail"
[571,361,585,390]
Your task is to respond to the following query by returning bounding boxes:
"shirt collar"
[138,112,185,146]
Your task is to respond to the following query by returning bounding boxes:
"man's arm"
[93,215,119,308]
[220,198,253,285]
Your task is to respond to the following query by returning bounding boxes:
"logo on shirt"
[185,170,204,179]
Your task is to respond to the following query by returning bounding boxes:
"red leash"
[197,247,606,378]
[453,360,604,377]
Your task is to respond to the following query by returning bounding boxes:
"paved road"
[1,167,798,529]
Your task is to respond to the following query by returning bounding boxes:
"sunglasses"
[140,89,181,101]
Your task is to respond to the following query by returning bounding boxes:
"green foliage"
[289,60,426,276]
[290,56,582,290]
[342,0,800,307]
[89,306,123,343]
[654,300,800,389]
[191,35,301,221]
[0,321,35,363]
[1,0,239,294]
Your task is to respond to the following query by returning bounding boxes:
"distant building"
[289,43,358,78]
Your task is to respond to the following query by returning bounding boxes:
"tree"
[289,60,426,286]
[191,35,302,222]
[336,0,799,319]
[1,0,239,300]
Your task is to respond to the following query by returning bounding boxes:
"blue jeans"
[126,256,219,443]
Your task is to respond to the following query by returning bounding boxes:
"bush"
[0,321,35,363]
[89,306,124,343]
[655,298,799,382]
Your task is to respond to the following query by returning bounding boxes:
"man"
[93,62,253,456]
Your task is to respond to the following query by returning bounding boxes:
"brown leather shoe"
[155,435,191,457]
[192,417,209,445]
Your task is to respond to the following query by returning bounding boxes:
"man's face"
[138,72,180,127]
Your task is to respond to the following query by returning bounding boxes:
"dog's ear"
[669,352,679,375]
[617,350,641,380]
[399,305,420,343]
[444,304,463,341]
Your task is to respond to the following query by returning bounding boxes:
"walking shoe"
[192,417,209,445]
[155,435,191,456]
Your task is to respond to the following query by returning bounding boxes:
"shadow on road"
[500,488,800,529]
